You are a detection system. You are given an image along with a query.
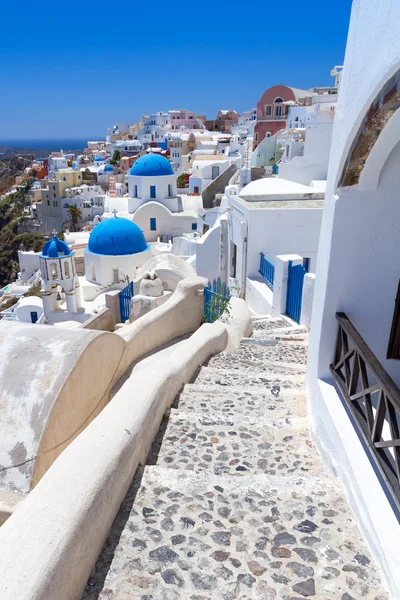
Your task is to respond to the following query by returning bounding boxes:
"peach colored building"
[168,110,206,130]
[253,85,310,149]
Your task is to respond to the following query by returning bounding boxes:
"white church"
[104,154,200,242]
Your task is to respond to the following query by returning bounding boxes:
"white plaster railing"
[0,299,252,600]
[113,276,207,382]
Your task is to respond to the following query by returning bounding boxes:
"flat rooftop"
[238,176,325,206]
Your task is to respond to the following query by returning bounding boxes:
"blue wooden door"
[286,261,307,323]
[119,282,134,322]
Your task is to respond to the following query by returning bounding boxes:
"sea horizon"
[0,138,105,151]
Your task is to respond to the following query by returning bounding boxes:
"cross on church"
[52,229,58,237]
[113,209,118,218]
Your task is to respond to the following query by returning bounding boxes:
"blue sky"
[0,0,353,140]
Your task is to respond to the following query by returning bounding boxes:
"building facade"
[253,85,310,149]
[307,1,400,595]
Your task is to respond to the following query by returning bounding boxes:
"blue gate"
[119,281,134,322]
[286,261,307,323]
[204,277,231,323]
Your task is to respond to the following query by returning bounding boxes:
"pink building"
[253,85,310,149]
[168,110,206,130]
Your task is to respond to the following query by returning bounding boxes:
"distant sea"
[0,139,103,151]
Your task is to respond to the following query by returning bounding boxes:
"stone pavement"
[82,316,389,600]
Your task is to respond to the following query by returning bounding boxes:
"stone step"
[156,410,323,478]
[83,466,389,600]
[192,366,305,389]
[250,329,309,341]
[251,317,292,332]
[250,323,309,338]
[206,358,307,376]
[208,343,308,371]
[173,387,307,420]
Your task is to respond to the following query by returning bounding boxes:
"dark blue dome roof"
[104,165,114,172]
[88,217,148,256]
[94,156,103,161]
[129,154,174,177]
[41,236,72,258]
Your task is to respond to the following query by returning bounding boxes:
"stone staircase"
[82,316,389,600]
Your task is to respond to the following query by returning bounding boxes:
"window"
[286,145,290,157]
[64,262,70,278]
[192,223,197,230]
[47,200,50,206]
[274,97,284,117]
[168,184,172,197]
[265,105,272,116]
[133,184,138,197]
[254,133,258,142]
[91,264,96,282]
[266,132,271,138]
[150,185,156,199]
[150,217,157,231]
[113,268,119,284]
[194,186,199,194]
[54,193,56,198]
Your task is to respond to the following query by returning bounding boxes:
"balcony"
[257,114,288,122]
[330,312,400,508]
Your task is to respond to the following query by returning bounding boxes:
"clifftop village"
[2,10,400,596]
[0,72,340,327]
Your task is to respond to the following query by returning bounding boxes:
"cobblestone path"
[82,317,389,600]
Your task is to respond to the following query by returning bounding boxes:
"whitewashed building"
[196,177,324,313]
[104,154,200,242]
[307,1,400,596]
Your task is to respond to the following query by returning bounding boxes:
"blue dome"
[41,236,72,258]
[94,156,103,162]
[129,154,174,177]
[88,217,148,256]
[104,165,114,172]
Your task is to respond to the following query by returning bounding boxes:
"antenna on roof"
[113,209,118,218]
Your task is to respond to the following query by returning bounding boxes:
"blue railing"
[204,277,231,323]
[259,253,275,290]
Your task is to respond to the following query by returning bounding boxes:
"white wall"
[132,202,197,243]
[171,235,198,258]
[306,3,400,595]
[196,221,221,282]
[311,142,400,383]
[18,251,40,282]
[251,135,276,167]
[16,298,44,323]
[278,121,333,185]
[228,197,322,282]
[84,248,151,288]
[128,174,177,204]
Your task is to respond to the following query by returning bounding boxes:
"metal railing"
[259,253,275,290]
[258,114,288,121]
[330,312,400,508]
[203,277,231,323]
